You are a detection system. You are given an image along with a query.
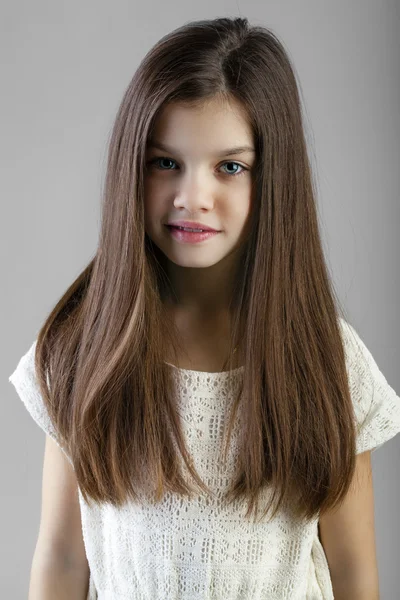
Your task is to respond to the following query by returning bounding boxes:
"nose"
[172,172,215,213]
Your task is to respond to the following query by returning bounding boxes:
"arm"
[329,575,379,600]
[28,435,90,599]
[29,551,89,600]
[318,450,380,599]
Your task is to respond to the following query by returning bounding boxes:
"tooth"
[175,226,205,232]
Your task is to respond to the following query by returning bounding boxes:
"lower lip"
[166,226,220,243]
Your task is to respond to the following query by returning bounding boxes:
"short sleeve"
[8,339,73,467]
[339,318,400,455]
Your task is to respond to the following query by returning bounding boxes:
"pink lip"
[166,220,220,232]
[166,225,220,243]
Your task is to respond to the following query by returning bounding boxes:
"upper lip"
[166,220,220,232]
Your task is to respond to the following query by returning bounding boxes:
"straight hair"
[34,16,358,525]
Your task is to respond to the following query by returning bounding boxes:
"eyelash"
[146,156,248,178]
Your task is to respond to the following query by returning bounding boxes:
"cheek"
[143,186,164,217]
[143,194,160,232]
[225,197,252,224]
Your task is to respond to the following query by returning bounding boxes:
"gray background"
[1,1,399,597]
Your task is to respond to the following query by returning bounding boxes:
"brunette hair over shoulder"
[34,16,358,524]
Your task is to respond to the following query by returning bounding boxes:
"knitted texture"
[8,318,400,599]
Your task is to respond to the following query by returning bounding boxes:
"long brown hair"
[34,17,358,524]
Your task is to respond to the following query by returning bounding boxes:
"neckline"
[164,360,244,376]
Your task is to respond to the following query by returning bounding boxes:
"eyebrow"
[146,139,255,158]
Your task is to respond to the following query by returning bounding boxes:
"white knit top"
[8,318,400,600]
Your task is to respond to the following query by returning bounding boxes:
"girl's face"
[144,97,256,270]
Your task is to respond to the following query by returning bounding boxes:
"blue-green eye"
[146,157,248,177]
[220,161,247,176]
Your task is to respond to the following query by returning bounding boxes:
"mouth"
[165,224,219,233]
[165,225,220,243]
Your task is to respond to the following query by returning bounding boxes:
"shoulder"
[338,317,400,454]
[9,338,73,466]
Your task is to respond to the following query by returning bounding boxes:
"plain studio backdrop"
[1,1,399,597]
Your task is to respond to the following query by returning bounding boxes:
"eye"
[146,157,248,177]
[220,161,248,177]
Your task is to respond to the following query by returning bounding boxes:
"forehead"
[147,98,254,153]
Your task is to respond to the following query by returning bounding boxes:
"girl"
[9,16,400,600]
